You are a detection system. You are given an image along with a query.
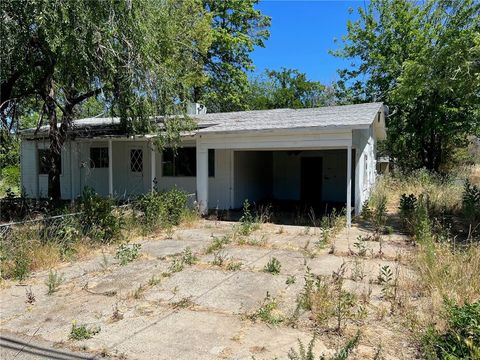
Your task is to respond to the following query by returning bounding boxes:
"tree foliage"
[245,68,337,110]
[333,0,480,171]
[1,0,211,200]
[197,0,271,113]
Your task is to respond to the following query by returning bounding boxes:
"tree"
[197,0,271,113]
[1,0,211,200]
[245,68,332,110]
[332,0,480,171]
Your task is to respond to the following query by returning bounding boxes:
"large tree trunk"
[45,79,63,202]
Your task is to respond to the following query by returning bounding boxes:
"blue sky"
[251,0,366,84]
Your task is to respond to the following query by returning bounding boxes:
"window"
[208,149,215,177]
[90,147,109,168]
[38,149,61,175]
[130,149,143,172]
[163,148,196,177]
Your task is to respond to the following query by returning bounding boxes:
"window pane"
[176,148,196,176]
[90,147,109,168]
[208,149,215,177]
[130,149,143,172]
[162,148,174,176]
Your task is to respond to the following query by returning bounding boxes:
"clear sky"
[251,0,366,84]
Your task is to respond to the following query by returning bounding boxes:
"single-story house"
[19,102,387,226]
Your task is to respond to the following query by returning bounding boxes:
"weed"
[25,287,35,304]
[115,243,141,265]
[297,264,357,332]
[132,284,146,299]
[237,199,259,236]
[69,322,100,340]
[211,251,227,266]
[250,292,284,325]
[206,234,231,254]
[46,270,64,295]
[287,332,360,360]
[148,275,161,286]
[286,275,296,285]
[111,304,123,321]
[100,251,109,271]
[263,257,281,274]
[169,258,184,273]
[350,258,365,281]
[422,300,480,359]
[181,247,197,265]
[168,247,197,273]
[172,297,194,309]
[226,261,242,271]
[353,236,368,257]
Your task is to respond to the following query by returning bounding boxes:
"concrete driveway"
[0,220,416,359]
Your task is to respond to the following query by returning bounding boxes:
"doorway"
[300,157,323,206]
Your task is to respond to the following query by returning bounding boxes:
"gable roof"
[20,102,386,139]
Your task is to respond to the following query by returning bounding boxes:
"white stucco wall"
[233,151,273,208]
[272,150,351,203]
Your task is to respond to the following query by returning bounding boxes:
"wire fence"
[0,192,197,243]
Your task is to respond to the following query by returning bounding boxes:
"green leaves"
[334,0,480,171]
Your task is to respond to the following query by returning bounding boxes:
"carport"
[194,103,387,227]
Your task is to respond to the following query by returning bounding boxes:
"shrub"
[288,332,360,360]
[136,187,189,230]
[115,243,141,265]
[80,187,122,243]
[422,301,480,360]
[264,257,281,274]
[399,193,417,232]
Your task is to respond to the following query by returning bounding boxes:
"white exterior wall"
[20,139,72,199]
[352,126,376,213]
[20,125,378,214]
[272,150,350,203]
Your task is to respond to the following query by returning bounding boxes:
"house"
[19,102,387,226]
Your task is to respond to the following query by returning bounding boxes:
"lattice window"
[130,149,143,172]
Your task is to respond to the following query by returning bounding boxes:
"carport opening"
[229,149,355,224]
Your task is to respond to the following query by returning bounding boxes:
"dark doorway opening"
[301,157,323,207]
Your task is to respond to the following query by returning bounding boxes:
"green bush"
[137,187,189,230]
[423,301,480,359]
[0,165,20,195]
[463,181,480,226]
[80,187,122,243]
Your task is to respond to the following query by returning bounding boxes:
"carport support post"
[346,144,352,227]
[108,139,113,197]
[196,146,208,214]
[150,141,156,192]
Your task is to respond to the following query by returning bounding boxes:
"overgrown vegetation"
[365,165,480,358]
[0,188,195,281]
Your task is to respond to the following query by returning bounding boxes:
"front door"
[126,146,145,196]
[300,157,323,206]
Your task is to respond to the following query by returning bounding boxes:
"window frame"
[89,147,109,169]
[130,148,144,173]
[162,147,197,177]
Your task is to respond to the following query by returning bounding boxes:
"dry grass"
[29,243,62,271]
[373,170,464,212]
[416,242,480,306]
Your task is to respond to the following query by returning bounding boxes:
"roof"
[194,102,384,134]
[21,102,385,138]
